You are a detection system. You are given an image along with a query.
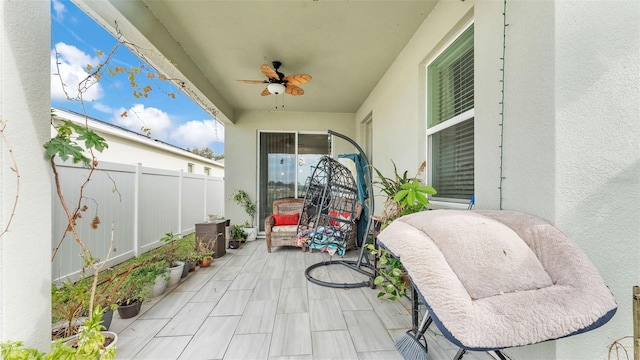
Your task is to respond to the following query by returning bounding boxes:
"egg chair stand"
[300,130,376,289]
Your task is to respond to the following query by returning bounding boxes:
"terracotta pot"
[199,258,212,267]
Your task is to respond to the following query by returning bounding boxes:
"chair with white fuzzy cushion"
[377,209,617,359]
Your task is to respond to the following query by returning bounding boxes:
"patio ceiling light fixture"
[267,83,286,95]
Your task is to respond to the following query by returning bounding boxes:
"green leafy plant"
[373,160,436,229]
[51,278,92,339]
[230,224,248,241]
[369,161,436,301]
[115,260,168,305]
[160,231,182,266]
[1,307,116,360]
[366,244,409,300]
[231,189,256,227]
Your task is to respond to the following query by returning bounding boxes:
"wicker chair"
[265,198,305,253]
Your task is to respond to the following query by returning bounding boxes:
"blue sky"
[50,0,224,155]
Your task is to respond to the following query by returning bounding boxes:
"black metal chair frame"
[302,130,376,289]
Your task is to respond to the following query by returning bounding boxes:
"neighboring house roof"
[51,107,224,171]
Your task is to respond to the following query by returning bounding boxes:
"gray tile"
[178,316,240,359]
[133,335,191,359]
[190,280,231,303]
[252,279,283,301]
[228,271,260,290]
[284,257,307,272]
[367,295,413,330]
[108,241,469,360]
[224,333,271,360]
[260,257,286,279]
[243,257,267,272]
[140,291,195,319]
[343,310,396,352]
[312,330,359,360]
[336,288,373,311]
[157,302,216,336]
[236,299,278,334]
[225,253,251,267]
[115,318,169,359]
[270,313,312,357]
[211,289,252,316]
[309,298,347,331]
[174,270,214,292]
[277,287,308,314]
[282,270,306,288]
[307,282,337,300]
[357,350,405,360]
[212,265,243,280]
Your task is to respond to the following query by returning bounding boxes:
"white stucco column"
[0,1,52,351]
[554,1,640,359]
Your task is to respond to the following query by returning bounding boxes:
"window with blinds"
[427,25,474,201]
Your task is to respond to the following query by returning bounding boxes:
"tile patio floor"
[109,239,497,360]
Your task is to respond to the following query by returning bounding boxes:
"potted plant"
[229,224,247,249]
[231,189,257,240]
[2,307,117,360]
[368,161,437,300]
[51,278,91,340]
[174,234,197,277]
[115,259,168,318]
[195,236,215,267]
[160,231,185,287]
[373,160,436,229]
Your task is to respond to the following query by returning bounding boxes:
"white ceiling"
[77,1,438,122]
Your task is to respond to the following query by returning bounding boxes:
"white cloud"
[51,42,103,102]
[113,104,173,140]
[93,102,113,114]
[171,119,225,150]
[51,0,66,22]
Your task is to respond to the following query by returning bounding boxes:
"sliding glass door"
[258,132,331,231]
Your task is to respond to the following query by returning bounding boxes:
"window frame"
[425,22,475,207]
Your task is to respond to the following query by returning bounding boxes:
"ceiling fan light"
[267,83,286,95]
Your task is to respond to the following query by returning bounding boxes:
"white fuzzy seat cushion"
[376,210,617,350]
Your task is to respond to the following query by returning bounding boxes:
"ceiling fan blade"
[283,74,312,86]
[261,87,271,96]
[238,80,268,84]
[261,64,280,80]
[285,84,304,96]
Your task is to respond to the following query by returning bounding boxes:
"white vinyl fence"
[51,160,224,282]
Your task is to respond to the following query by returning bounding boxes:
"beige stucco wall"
[0,1,52,351]
[357,0,639,359]
[224,110,355,226]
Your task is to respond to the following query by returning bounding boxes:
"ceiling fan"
[238,61,312,96]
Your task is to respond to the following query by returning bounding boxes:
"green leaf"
[393,189,409,202]
[391,268,403,277]
[418,185,437,195]
[43,138,90,164]
[77,130,108,153]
